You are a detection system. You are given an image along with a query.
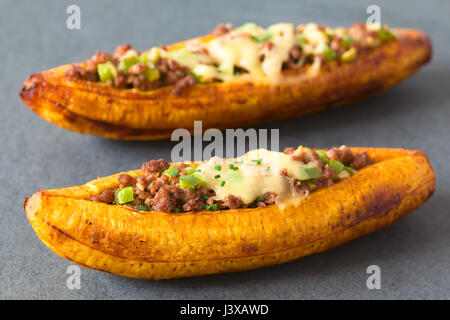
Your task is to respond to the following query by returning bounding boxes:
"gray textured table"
[1,0,449,299]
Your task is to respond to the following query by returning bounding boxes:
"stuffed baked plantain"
[20,22,431,140]
[25,146,435,279]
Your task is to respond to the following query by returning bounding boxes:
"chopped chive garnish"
[251,31,273,43]
[214,165,222,171]
[251,158,262,165]
[256,196,264,202]
[174,208,181,213]
[229,164,238,171]
[202,195,209,200]
[211,203,218,211]
[214,174,221,179]
[203,204,210,210]
[220,180,226,187]
[139,205,148,211]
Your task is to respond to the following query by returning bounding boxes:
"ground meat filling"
[90,146,372,213]
[66,48,196,94]
[65,22,395,93]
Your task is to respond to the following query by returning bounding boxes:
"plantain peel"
[20,29,431,140]
[25,148,435,279]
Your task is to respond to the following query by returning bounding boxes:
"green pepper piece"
[119,55,140,71]
[377,26,396,42]
[306,181,318,192]
[329,159,344,174]
[163,165,178,180]
[182,166,198,175]
[97,61,116,82]
[316,149,329,164]
[341,34,353,49]
[295,32,307,47]
[179,175,197,189]
[322,45,337,61]
[114,186,134,204]
[145,68,160,81]
[343,166,357,174]
[191,172,206,186]
[298,164,320,180]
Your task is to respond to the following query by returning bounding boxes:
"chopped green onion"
[202,203,218,211]
[114,186,134,204]
[139,205,148,212]
[251,32,273,43]
[329,159,344,174]
[203,195,209,200]
[214,174,221,179]
[251,159,262,165]
[229,164,239,171]
[322,45,337,61]
[174,208,181,213]
[214,165,222,171]
[220,180,226,187]
[256,196,264,202]
[97,61,116,82]
[298,164,320,180]
[179,175,197,189]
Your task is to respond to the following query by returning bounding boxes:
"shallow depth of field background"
[1,0,449,299]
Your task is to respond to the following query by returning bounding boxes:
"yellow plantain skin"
[20,29,431,140]
[25,148,435,279]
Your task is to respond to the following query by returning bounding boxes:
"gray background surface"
[1,0,449,299]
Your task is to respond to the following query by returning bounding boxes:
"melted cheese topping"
[207,23,296,81]
[262,23,296,78]
[207,33,266,80]
[130,22,394,86]
[197,149,313,204]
